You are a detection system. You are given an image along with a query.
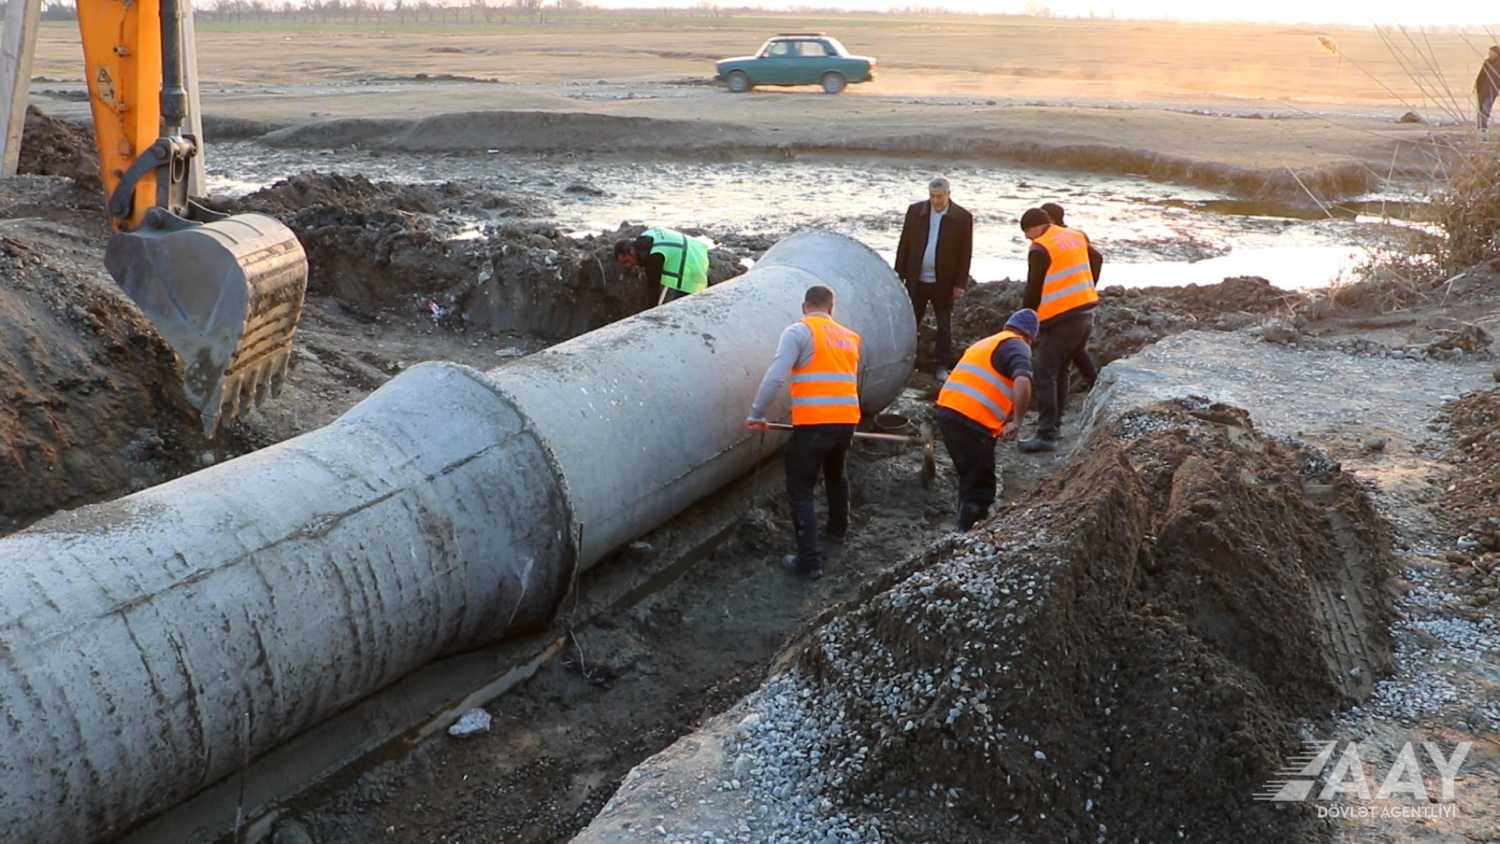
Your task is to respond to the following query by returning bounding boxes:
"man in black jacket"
[1478,46,1500,130]
[894,177,974,380]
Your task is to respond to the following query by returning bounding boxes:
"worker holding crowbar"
[745,285,862,580]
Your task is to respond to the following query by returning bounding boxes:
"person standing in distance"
[1477,45,1500,131]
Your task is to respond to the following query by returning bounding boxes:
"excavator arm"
[77,0,308,436]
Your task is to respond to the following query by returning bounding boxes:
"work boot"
[957,503,989,532]
[1018,435,1058,454]
[782,554,824,580]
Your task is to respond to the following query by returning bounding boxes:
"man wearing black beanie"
[1042,202,1101,392]
[1016,207,1103,452]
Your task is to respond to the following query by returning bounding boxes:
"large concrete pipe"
[0,230,915,842]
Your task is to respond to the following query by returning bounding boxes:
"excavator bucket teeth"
[104,213,308,437]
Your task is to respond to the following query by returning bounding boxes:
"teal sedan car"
[715,34,876,95]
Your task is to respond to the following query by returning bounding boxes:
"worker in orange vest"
[1041,202,1103,392]
[746,285,863,579]
[1017,207,1103,453]
[935,309,1037,531]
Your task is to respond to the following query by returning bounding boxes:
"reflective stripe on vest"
[643,227,710,294]
[789,314,862,426]
[1036,225,1098,322]
[936,330,1025,437]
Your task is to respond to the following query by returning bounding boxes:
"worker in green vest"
[615,227,711,304]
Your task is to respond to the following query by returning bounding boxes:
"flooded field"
[208,142,1393,289]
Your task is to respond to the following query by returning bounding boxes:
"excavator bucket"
[104,213,308,437]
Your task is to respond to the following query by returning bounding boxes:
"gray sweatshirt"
[748,318,863,421]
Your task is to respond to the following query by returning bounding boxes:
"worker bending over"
[614,227,710,304]
[746,285,863,580]
[1041,202,1101,391]
[1017,208,1103,453]
[936,309,1036,531]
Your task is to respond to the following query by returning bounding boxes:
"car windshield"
[758,40,795,58]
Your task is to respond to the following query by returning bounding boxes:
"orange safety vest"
[1035,225,1099,322]
[789,314,862,426]
[937,330,1026,437]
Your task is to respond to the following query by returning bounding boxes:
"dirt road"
[28,15,1474,200]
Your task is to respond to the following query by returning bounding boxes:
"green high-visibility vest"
[643,227,709,294]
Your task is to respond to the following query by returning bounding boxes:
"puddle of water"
[207,143,1385,290]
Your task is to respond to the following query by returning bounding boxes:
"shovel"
[764,422,938,488]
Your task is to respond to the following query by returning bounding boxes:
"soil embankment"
[244,108,1386,200]
[0,199,204,533]
[581,399,1396,843]
[1,114,198,531]
[17,105,100,195]
[216,173,746,340]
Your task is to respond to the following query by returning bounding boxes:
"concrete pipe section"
[0,230,915,842]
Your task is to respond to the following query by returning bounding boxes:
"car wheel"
[821,72,846,95]
[727,71,752,94]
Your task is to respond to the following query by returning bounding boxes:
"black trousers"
[784,424,855,569]
[1035,309,1095,440]
[908,282,954,370]
[937,409,997,531]
[1071,346,1097,385]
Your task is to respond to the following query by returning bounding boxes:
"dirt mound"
[0,215,204,534]
[18,106,101,195]
[219,174,747,341]
[740,401,1393,842]
[1439,388,1500,607]
[257,111,739,155]
[221,171,528,220]
[937,276,1296,371]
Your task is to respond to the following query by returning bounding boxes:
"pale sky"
[591,0,1499,28]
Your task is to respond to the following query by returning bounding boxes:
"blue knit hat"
[1005,308,1040,339]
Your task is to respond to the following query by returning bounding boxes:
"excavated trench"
[4,111,1412,843]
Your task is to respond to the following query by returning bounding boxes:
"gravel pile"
[1334,564,1500,731]
[699,402,1394,843]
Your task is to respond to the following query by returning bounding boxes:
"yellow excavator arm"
[77,0,308,437]
[77,0,163,230]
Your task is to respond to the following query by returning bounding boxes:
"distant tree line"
[29,1,876,25]
[40,1,76,21]
[31,0,610,24]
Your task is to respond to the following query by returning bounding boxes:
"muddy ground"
[7,105,1500,842]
